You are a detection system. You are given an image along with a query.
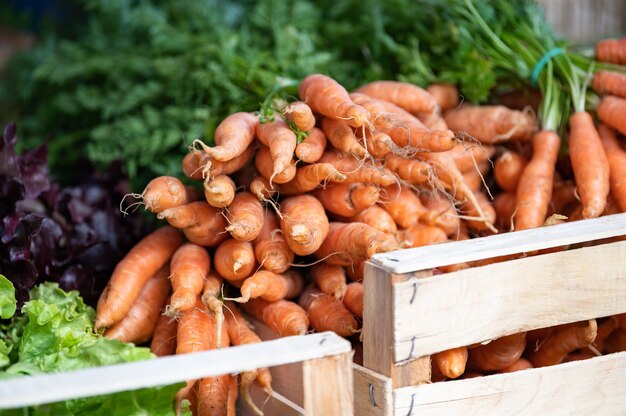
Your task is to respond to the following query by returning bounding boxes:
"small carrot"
[383,153,432,186]
[498,358,533,374]
[299,74,370,128]
[595,37,626,65]
[249,175,277,204]
[494,151,528,192]
[529,320,597,367]
[96,226,182,330]
[355,128,396,159]
[379,185,429,229]
[321,117,367,157]
[140,176,188,213]
[493,192,517,231]
[592,70,626,98]
[314,222,399,266]
[319,150,397,186]
[299,287,359,337]
[311,263,348,300]
[255,145,297,184]
[256,118,298,179]
[569,112,610,218]
[283,101,316,132]
[242,299,309,336]
[449,143,496,173]
[295,127,327,163]
[598,124,626,211]
[167,243,211,316]
[433,347,468,379]
[235,269,303,303]
[224,192,264,242]
[600,96,626,136]
[416,110,448,131]
[204,175,236,208]
[350,205,397,235]
[202,271,225,348]
[445,104,536,143]
[105,265,171,344]
[254,210,294,274]
[468,332,527,371]
[157,201,228,247]
[419,192,460,236]
[314,182,380,217]
[182,152,204,180]
[280,195,329,256]
[196,112,258,162]
[354,80,438,114]
[214,239,256,285]
[396,224,448,248]
[342,282,363,318]
[279,163,346,195]
[203,144,256,180]
[150,311,177,357]
[427,83,459,111]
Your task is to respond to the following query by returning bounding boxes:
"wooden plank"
[0,332,351,409]
[393,351,626,415]
[371,212,626,274]
[239,385,305,416]
[303,352,354,416]
[391,240,626,361]
[353,364,393,416]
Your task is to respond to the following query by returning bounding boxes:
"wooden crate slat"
[240,386,305,416]
[392,351,626,415]
[303,353,354,416]
[352,364,394,416]
[391,240,626,361]
[371,213,626,274]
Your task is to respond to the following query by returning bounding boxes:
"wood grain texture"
[391,239,626,361]
[353,364,393,416]
[371,213,626,274]
[394,351,626,415]
[239,385,305,416]
[303,352,354,416]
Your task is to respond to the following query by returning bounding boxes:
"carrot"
[498,358,533,373]
[379,185,432,229]
[564,350,596,362]
[396,224,448,248]
[354,80,438,114]
[299,287,359,337]
[311,263,348,300]
[203,144,256,180]
[601,96,626,136]
[416,111,448,131]
[355,128,396,159]
[283,101,316,132]
[314,182,380,217]
[569,112,610,218]
[493,192,517,231]
[494,151,528,192]
[617,313,626,331]
[226,376,237,416]
[197,375,232,416]
[279,163,346,195]
[167,243,211,316]
[235,269,303,303]
[253,211,294,274]
[592,70,626,98]
[314,222,399,266]
[590,317,619,352]
[529,320,597,367]
[427,83,459,111]
[150,311,177,357]
[256,118,298,179]
[433,347,468,379]
[445,104,536,143]
[321,117,367,157]
[225,192,264,242]
[599,123,626,212]
[342,282,363,318]
[105,265,171,343]
[461,193,497,234]
[249,175,277,204]
[295,127,327,163]
[196,112,258,162]
[242,299,309,336]
[96,226,182,330]
[514,130,560,230]
[604,329,626,354]
[299,74,370,128]
[202,272,225,348]
[214,239,256,285]
[140,176,188,213]
[319,150,397,186]
[182,152,204,180]
[461,169,483,193]
[449,143,496,173]
[383,153,432,186]
[595,37,626,65]
[204,175,236,208]
[280,195,329,256]
[349,93,454,151]
[176,381,198,416]
[351,205,397,235]
[255,145,297,184]
[346,260,365,282]
[419,192,460,236]
[158,202,228,247]
[550,181,578,215]
[468,332,527,371]
[176,298,213,355]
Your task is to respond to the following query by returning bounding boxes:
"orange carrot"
[355,128,396,159]
[493,192,517,231]
[433,347,468,379]
[255,145,297,184]
[569,112,610,218]
[150,312,177,357]
[235,269,303,302]
[279,163,346,195]
[105,265,171,343]
[280,195,329,256]
[242,299,309,336]
[321,117,367,157]
[355,80,438,114]
[299,287,359,337]
[461,169,484,193]
[176,298,213,355]
[158,202,228,247]
[311,263,348,299]
[590,317,619,352]
[351,205,397,235]
[604,329,626,354]
[283,101,316,132]
[449,143,496,173]
[383,153,432,186]
[515,130,560,230]
[396,224,448,248]
[202,271,225,348]
[167,243,211,315]
[494,151,528,192]
[549,181,578,216]
[314,182,380,217]
[295,127,327,163]
[214,239,256,285]
[445,104,536,143]
[346,260,365,282]
[204,175,236,208]
[314,222,399,266]
[96,226,182,330]
[427,83,459,111]
[617,313,626,331]
[197,112,258,162]
[249,175,277,204]
[596,38,626,65]
[256,118,298,179]
[141,176,188,213]
[203,144,256,180]
[419,192,460,236]
[499,358,533,373]
[254,211,294,274]
[468,333,527,371]
[225,192,264,242]
[379,185,431,229]
[529,320,597,367]
[599,124,626,212]
[319,150,397,186]
[299,74,370,128]
[182,152,204,180]
[416,110,448,131]
[343,282,363,318]
[197,374,232,416]
[592,70,626,98]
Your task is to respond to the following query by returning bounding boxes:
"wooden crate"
[0,332,353,416]
[355,213,626,415]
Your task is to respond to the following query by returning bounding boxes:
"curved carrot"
[255,145,297,184]
[351,205,397,235]
[150,311,177,357]
[279,163,346,195]
[141,176,188,213]
[468,332,527,371]
[235,270,303,303]
[529,320,597,367]
[433,347,468,379]
[343,281,363,318]
[249,175,277,203]
[598,124,626,212]
[256,118,298,178]
[596,38,626,65]
[157,202,228,247]
[598,95,626,136]
[242,298,309,336]
[280,195,329,256]
[319,150,397,186]
[445,104,536,143]
[214,239,256,285]
[592,71,626,98]
[295,127,327,163]
[494,151,528,192]
[225,192,264,242]
[384,153,432,186]
[321,117,367,157]
[299,287,358,337]
[314,182,380,217]
[311,263,348,300]
[168,243,211,315]
[396,224,448,248]
[202,271,225,348]
[254,210,294,274]
[355,80,437,114]
[198,112,258,162]
[96,226,182,330]
[204,175,236,208]
[284,101,316,132]
[427,83,459,111]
